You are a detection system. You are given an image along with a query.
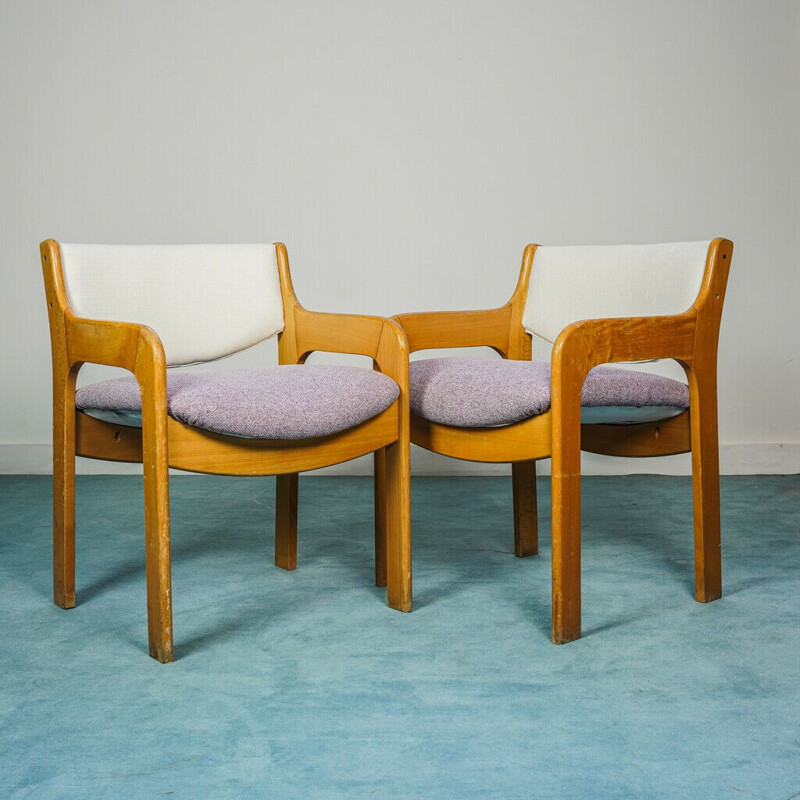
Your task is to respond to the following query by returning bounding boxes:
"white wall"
[1,0,798,475]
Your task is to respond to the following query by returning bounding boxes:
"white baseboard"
[0,443,798,476]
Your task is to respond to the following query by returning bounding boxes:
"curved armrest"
[550,312,699,447]
[392,306,513,356]
[288,307,409,391]
[391,244,537,357]
[548,313,700,532]
[550,236,732,380]
[552,313,697,375]
[273,241,407,388]
[64,314,168,431]
[65,313,167,377]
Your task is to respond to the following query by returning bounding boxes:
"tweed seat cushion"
[76,366,400,440]
[409,358,689,428]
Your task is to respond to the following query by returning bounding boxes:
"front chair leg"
[141,422,173,663]
[512,460,538,556]
[373,448,388,587]
[384,439,412,612]
[53,366,79,609]
[275,473,299,571]
[551,396,583,644]
[551,464,582,644]
[687,367,722,602]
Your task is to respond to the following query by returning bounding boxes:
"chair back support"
[522,241,711,343]
[58,243,284,366]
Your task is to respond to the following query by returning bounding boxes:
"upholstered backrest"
[59,244,284,366]
[522,241,711,343]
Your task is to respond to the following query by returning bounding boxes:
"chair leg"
[373,448,387,587]
[142,428,173,663]
[551,426,582,644]
[384,439,412,612]
[512,460,538,557]
[53,367,77,609]
[275,473,299,571]
[688,368,722,602]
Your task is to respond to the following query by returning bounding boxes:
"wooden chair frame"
[390,238,732,644]
[41,240,412,662]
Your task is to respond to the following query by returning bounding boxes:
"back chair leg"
[551,427,582,644]
[373,448,388,587]
[384,439,412,612]
[512,460,538,557]
[688,368,722,602]
[53,366,78,609]
[141,422,173,663]
[275,473,299,571]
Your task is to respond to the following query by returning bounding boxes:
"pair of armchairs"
[41,237,732,661]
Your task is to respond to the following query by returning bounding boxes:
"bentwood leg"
[550,462,582,643]
[275,473,299,571]
[687,366,722,603]
[140,390,173,663]
[384,438,412,612]
[512,460,539,557]
[550,376,583,644]
[373,448,388,587]
[52,364,78,609]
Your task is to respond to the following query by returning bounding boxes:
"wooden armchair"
[390,239,732,644]
[41,240,411,662]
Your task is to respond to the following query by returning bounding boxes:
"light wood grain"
[74,407,399,475]
[392,239,733,645]
[165,407,399,475]
[275,473,299,571]
[395,244,537,358]
[74,413,143,462]
[686,366,722,602]
[580,412,691,457]
[373,446,388,587]
[410,410,553,463]
[42,239,412,661]
[52,364,79,609]
[680,237,732,603]
[376,318,412,611]
[512,460,538,557]
[136,332,173,662]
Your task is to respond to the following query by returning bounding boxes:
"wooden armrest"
[553,313,697,373]
[392,306,512,355]
[391,244,537,357]
[289,307,408,388]
[65,313,166,376]
[549,312,700,532]
[62,314,169,454]
[550,313,698,437]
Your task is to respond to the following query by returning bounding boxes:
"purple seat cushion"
[76,366,400,440]
[409,358,689,428]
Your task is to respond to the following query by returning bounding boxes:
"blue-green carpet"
[1,474,798,799]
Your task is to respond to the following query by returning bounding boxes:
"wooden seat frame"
[41,240,412,662]
[387,238,732,644]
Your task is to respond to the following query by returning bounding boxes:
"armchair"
[390,239,732,643]
[41,240,411,662]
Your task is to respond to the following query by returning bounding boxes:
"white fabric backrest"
[59,243,284,366]
[522,241,711,343]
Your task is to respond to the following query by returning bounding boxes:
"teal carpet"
[1,474,798,799]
